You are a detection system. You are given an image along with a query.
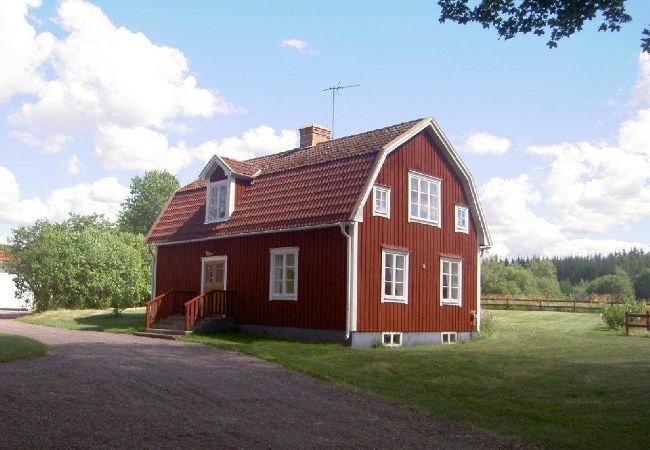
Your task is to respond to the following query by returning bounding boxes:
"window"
[408,172,441,226]
[455,205,469,233]
[441,332,457,344]
[269,247,299,301]
[440,257,462,305]
[381,249,409,303]
[206,181,230,223]
[373,185,391,218]
[382,332,402,347]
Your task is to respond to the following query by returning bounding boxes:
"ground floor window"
[440,257,462,305]
[382,332,402,347]
[381,248,409,303]
[442,332,457,344]
[269,247,299,301]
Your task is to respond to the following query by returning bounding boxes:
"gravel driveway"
[0,316,525,449]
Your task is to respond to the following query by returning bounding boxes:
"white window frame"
[407,171,442,227]
[269,247,299,301]
[382,332,403,347]
[372,185,391,218]
[381,248,409,304]
[440,257,462,306]
[455,205,469,233]
[205,179,235,224]
[200,255,228,294]
[441,331,457,344]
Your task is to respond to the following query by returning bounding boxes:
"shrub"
[600,302,646,329]
[587,272,635,301]
[480,309,497,336]
[633,268,650,300]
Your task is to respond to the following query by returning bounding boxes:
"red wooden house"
[145,117,491,347]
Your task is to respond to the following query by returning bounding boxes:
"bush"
[587,272,635,301]
[480,309,497,336]
[633,268,650,300]
[600,302,646,329]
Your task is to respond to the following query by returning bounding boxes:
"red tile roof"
[146,119,423,245]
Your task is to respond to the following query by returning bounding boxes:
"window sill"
[269,297,298,302]
[381,297,408,304]
[408,217,441,227]
[373,211,390,219]
[454,228,469,234]
[440,301,462,307]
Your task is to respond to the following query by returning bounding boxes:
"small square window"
[442,332,457,344]
[455,205,469,233]
[381,332,403,347]
[373,185,391,218]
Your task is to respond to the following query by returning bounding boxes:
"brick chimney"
[299,124,331,147]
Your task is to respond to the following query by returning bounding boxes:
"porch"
[141,289,236,338]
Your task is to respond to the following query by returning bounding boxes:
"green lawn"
[184,311,650,450]
[0,333,48,362]
[18,307,146,333]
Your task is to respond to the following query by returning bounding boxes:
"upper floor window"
[269,247,299,301]
[440,257,462,306]
[408,172,441,226]
[381,248,409,303]
[373,185,391,218]
[206,181,230,223]
[455,205,469,233]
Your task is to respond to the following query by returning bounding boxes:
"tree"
[437,0,650,53]
[586,272,634,300]
[6,215,151,314]
[118,171,180,236]
[633,268,650,300]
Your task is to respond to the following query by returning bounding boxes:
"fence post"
[625,312,629,335]
[646,311,649,332]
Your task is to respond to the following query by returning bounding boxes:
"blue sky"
[0,0,649,257]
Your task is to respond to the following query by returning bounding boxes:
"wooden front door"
[203,258,226,293]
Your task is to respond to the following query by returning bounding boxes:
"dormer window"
[206,180,231,223]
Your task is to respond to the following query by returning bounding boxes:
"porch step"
[145,328,188,336]
[133,331,179,340]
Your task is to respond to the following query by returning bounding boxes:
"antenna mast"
[322,82,359,137]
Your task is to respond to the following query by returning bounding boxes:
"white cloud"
[10,130,72,154]
[0,166,128,225]
[192,125,298,161]
[481,173,650,257]
[280,38,313,55]
[2,0,235,154]
[464,132,510,155]
[95,125,298,174]
[65,154,80,174]
[631,52,650,106]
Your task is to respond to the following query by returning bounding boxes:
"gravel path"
[0,316,525,449]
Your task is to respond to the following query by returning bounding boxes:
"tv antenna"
[322,82,359,137]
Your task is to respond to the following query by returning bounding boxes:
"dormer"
[199,155,261,224]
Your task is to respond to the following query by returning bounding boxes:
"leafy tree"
[437,0,650,53]
[118,171,180,236]
[633,268,650,300]
[586,272,635,300]
[6,215,151,314]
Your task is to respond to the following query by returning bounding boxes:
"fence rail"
[184,290,235,331]
[625,311,650,334]
[482,295,649,313]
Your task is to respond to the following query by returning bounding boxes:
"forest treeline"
[483,249,650,301]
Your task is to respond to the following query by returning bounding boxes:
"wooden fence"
[482,294,650,313]
[625,311,650,334]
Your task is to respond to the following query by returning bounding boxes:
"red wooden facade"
[156,227,348,330]
[148,118,489,343]
[357,132,478,332]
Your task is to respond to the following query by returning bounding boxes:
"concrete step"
[133,331,179,340]
[145,328,188,336]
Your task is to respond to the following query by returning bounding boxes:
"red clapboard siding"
[357,132,478,332]
[156,227,347,330]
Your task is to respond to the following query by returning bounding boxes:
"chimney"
[299,124,331,147]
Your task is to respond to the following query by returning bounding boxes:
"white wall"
[0,272,30,309]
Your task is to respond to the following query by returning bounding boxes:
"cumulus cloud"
[10,130,72,154]
[0,166,128,225]
[2,0,234,154]
[464,132,510,155]
[280,38,313,55]
[65,154,80,174]
[480,174,650,257]
[631,52,650,106]
[95,125,298,174]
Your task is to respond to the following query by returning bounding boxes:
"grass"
[184,311,650,450]
[18,307,146,333]
[0,333,48,362]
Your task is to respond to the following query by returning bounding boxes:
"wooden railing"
[482,294,650,313]
[184,290,235,331]
[145,290,198,329]
[625,311,650,334]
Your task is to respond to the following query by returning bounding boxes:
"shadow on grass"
[73,311,145,332]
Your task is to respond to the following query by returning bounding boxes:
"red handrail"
[145,290,197,329]
[184,290,235,331]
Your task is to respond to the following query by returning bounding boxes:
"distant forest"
[483,249,650,301]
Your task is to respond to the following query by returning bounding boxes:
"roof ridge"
[245,117,425,164]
